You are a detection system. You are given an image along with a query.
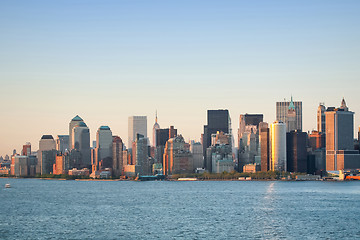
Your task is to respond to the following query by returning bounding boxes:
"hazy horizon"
[1,0,360,156]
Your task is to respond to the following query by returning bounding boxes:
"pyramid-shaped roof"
[72,115,83,121]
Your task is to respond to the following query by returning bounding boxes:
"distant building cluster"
[1,97,360,178]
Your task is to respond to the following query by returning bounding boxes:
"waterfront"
[1,179,360,239]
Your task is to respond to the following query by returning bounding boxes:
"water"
[1,179,360,239]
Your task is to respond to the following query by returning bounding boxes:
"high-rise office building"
[22,142,31,156]
[56,135,69,153]
[152,112,160,147]
[112,136,124,177]
[276,96,302,132]
[132,134,150,175]
[71,122,91,167]
[95,126,113,167]
[317,103,326,133]
[203,110,230,170]
[190,141,203,170]
[259,122,270,172]
[128,116,147,148]
[270,121,287,171]
[286,131,307,172]
[38,135,56,174]
[325,98,360,170]
[69,115,84,151]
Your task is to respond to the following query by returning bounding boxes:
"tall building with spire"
[152,111,160,147]
[325,98,360,170]
[276,96,302,132]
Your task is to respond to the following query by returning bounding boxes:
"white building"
[270,121,287,171]
[128,116,147,148]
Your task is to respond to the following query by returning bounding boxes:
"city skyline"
[1,1,360,156]
[1,97,358,157]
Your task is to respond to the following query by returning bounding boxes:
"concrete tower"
[128,116,147,148]
[270,121,287,171]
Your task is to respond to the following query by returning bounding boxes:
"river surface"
[1,179,360,239]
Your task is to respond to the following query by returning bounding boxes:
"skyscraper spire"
[288,95,295,110]
[155,110,158,123]
[339,97,349,111]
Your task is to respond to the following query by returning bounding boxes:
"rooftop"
[72,115,83,121]
[41,135,54,140]
[99,126,110,130]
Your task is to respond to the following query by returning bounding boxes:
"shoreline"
[0,176,340,182]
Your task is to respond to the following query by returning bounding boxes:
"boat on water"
[135,174,166,181]
[5,184,11,188]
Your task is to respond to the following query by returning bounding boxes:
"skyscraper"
[38,135,56,175]
[132,134,150,175]
[95,126,113,170]
[69,115,84,151]
[325,98,360,170]
[276,96,302,132]
[270,121,287,171]
[71,121,91,167]
[259,122,270,172]
[286,131,307,173]
[317,103,326,133]
[203,110,230,170]
[112,136,124,177]
[152,112,160,147]
[56,135,69,153]
[128,116,147,148]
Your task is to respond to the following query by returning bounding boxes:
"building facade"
[128,116,147,148]
[276,97,302,132]
[203,110,230,171]
[286,131,307,172]
[325,98,360,170]
[38,135,56,174]
[270,121,287,171]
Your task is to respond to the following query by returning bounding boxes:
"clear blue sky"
[1,0,360,156]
